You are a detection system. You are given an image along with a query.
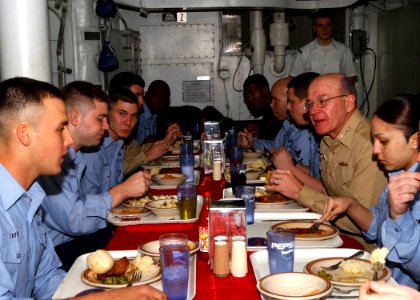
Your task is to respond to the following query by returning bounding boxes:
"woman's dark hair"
[374,94,420,141]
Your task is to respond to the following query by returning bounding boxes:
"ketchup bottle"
[198,191,211,260]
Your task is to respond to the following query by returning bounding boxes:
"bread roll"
[86,249,114,274]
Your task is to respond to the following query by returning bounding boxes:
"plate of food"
[242,149,264,159]
[305,257,391,287]
[109,206,151,221]
[161,156,181,167]
[122,194,177,208]
[171,140,201,154]
[81,250,161,288]
[138,239,199,262]
[152,173,187,186]
[145,199,179,219]
[255,188,294,208]
[271,221,338,241]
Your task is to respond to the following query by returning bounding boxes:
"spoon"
[321,250,365,271]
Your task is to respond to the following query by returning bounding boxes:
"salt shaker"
[230,235,247,277]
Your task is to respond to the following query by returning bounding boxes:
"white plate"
[150,170,201,190]
[223,175,265,185]
[254,211,319,221]
[107,195,203,226]
[53,250,196,300]
[271,221,339,241]
[81,263,162,288]
[255,200,294,208]
[143,155,200,169]
[255,202,309,213]
[122,195,177,208]
[160,155,181,167]
[223,188,308,213]
[250,248,398,300]
[139,240,199,258]
[108,207,152,222]
[171,140,201,155]
[305,257,391,287]
[246,220,343,250]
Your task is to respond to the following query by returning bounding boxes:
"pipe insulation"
[0,0,51,82]
[270,11,288,74]
[250,10,266,74]
[352,5,366,30]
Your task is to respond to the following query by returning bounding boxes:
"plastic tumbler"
[230,163,247,191]
[235,185,255,224]
[267,228,295,274]
[159,233,188,247]
[177,183,197,219]
[160,244,190,300]
[180,142,193,156]
[230,146,243,166]
[180,154,194,183]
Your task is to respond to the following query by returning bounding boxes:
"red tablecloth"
[106,174,365,299]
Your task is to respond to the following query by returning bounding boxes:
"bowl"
[138,239,200,262]
[257,272,332,300]
[242,150,264,159]
[145,199,179,218]
[152,173,187,186]
[246,170,262,180]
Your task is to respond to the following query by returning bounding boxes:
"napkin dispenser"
[208,199,246,271]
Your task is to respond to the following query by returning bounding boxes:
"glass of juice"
[177,183,197,219]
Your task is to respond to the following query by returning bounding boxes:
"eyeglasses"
[304,94,348,111]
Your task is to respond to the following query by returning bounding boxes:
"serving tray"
[53,250,196,300]
[250,248,397,300]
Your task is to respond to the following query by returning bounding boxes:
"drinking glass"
[267,229,295,274]
[235,185,255,224]
[230,163,247,191]
[177,183,197,219]
[160,244,189,300]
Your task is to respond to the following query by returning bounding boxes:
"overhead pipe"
[269,11,288,74]
[115,0,360,10]
[352,5,367,31]
[0,0,51,82]
[249,10,266,74]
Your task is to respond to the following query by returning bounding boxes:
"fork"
[309,222,321,232]
[371,261,384,281]
[321,250,365,271]
[126,270,142,287]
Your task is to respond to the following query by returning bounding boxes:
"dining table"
[105,169,365,300]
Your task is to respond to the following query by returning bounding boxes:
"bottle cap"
[204,191,211,198]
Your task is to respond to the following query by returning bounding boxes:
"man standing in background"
[290,10,357,83]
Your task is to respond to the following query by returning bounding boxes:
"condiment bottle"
[213,235,230,277]
[231,236,248,277]
[212,148,222,181]
[198,191,211,261]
